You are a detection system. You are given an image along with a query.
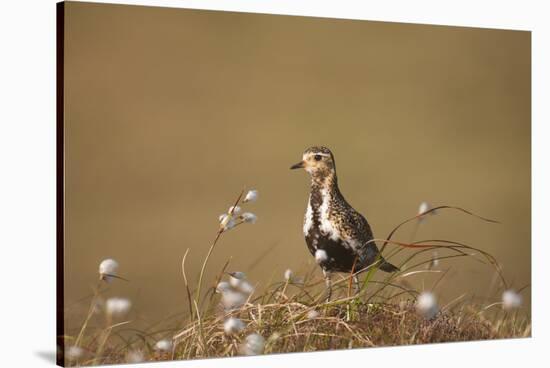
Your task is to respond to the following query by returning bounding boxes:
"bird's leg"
[323,269,332,302]
[353,275,360,295]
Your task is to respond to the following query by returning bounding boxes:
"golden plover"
[290,146,399,300]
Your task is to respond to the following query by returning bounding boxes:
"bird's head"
[290,146,336,179]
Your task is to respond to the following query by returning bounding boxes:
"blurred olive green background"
[63,2,530,331]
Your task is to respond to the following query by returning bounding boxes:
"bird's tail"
[379,259,400,273]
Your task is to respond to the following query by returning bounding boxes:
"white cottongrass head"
[242,333,265,355]
[126,350,145,363]
[418,201,437,221]
[221,289,247,311]
[219,213,236,231]
[99,258,119,282]
[220,272,254,308]
[216,281,231,293]
[155,339,173,352]
[228,205,242,214]
[224,317,245,335]
[315,249,328,264]
[229,271,246,279]
[415,291,438,319]
[228,271,246,287]
[284,269,293,281]
[502,289,522,310]
[240,212,257,224]
[418,201,431,215]
[105,297,131,318]
[243,189,259,203]
[306,309,319,320]
[237,280,255,295]
[66,346,84,361]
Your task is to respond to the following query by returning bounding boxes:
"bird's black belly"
[306,230,358,273]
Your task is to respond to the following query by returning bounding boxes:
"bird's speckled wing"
[330,201,379,266]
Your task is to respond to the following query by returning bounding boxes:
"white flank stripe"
[303,196,313,236]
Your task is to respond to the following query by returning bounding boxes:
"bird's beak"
[290,161,305,170]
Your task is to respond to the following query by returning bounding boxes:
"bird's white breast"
[318,188,341,241]
[303,196,313,236]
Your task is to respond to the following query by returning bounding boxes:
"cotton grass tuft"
[243,189,259,203]
[417,201,437,222]
[418,201,431,215]
[218,213,236,231]
[105,297,131,318]
[99,258,119,282]
[238,280,255,295]
[415,291,438,319]
[224,317,245,335]
[241,333,265,355]
[155,339,173,352]
[241,212,258,224]
[228,272,246,288]
[502,289,522,310]
[284,269,293,281]
[306,310,320,320]
[220,289,247,311]
[228,272,255,294]
[126,350,145,363]
[216,281,231,293]
[66,346,84,361]
[228,205,242,214]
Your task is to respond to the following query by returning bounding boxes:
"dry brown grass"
[61,192,530,366]
[75,297,529,365]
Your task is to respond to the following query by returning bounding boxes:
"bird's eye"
[314,155,322,161]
